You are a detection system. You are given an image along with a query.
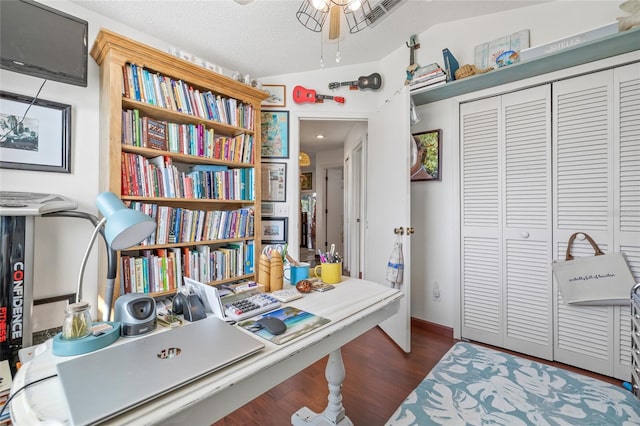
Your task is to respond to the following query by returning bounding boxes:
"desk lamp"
[51,192,155,356]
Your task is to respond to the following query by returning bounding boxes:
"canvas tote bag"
[552,232,636,305]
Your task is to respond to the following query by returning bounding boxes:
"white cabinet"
[459,62,640,379]
[553,63,640,379]
[460,85,553,360]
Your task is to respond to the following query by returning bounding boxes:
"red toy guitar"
[293,86,345,104]
[328,73,382,90]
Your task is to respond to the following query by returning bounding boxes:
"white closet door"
[460,97,503,346]
[553,70,616,376]
[501,86,553,360]
[613,62,640,380]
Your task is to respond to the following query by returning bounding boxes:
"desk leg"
[291,349,354,426]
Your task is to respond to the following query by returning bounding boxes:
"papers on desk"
[238,307,330,345]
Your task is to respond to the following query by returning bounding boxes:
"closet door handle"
[521,231,530,238]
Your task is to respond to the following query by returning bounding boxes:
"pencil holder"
[313,262,342,284]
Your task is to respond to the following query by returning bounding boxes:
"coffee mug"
[314,262,342,284]
[284,262,310,285]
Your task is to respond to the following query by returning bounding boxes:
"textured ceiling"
[72,0,544,79]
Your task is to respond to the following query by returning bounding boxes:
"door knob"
[394,227,404,235]
[407,227,415,235]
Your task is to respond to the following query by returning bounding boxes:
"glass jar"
[62,302,92,340]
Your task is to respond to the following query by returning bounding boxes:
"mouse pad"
[237,307,330,345]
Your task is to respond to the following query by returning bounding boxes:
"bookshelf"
[91,29,268,310]
[411,26,640,105]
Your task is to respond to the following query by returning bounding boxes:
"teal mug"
[283,262,310,285]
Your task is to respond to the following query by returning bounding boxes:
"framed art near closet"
[411,129,441,181]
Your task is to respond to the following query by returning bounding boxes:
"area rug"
[386,342,640,425]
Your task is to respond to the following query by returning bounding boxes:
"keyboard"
[223,292,281,321]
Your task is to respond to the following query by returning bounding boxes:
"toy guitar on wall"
[404,35,420,85]
[293,86,345,104]
[328,73,382,91]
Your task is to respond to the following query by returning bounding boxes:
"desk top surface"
[11,277,401,425]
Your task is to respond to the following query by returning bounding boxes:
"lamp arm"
[76,217,107,303]
[43,211,118,320]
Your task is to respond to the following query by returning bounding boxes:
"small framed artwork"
[0,91,71,173]
[261,162,287,202]
[261,217,288,244]
[300,172,312,190]
[411,129,441,181]
[261,84,286,108]
[261,110,289,158]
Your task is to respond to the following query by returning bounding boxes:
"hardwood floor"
[214,320,625,426]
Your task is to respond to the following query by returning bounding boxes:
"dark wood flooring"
[213,320,625,426]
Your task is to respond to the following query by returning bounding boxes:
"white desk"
[10,278,401,425]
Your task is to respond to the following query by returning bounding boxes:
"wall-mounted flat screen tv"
[0,0,88,87]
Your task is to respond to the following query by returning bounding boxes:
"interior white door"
[365,88,411,352]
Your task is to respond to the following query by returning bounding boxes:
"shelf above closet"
[411,26,640,106]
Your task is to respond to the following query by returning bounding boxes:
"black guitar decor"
[328,73,382,91]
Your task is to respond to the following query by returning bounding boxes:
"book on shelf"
[238,307,330,345]
[409,74,447,91]
[442,48,460,83]
[411,63,443,80]
[142,117,168,151]
[410,80,447,94]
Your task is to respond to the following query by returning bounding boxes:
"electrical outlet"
[432,281,441,302]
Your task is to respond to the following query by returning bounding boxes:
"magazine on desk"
[238,307,330,345]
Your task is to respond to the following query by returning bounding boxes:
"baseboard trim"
[411,317,453,338]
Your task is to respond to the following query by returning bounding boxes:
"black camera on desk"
[171,292,206,322]
[114,293,157,336]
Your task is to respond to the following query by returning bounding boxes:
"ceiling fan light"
[343,0,373,34]
[297,0,329,32]
[312,0,329,11]
[347,0,362,11]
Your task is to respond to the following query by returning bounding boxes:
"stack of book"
[409,63,447,93]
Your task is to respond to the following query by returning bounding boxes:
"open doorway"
[298,119,365,275]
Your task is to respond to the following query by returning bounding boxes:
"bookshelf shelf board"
[412,26,640,105]
[122,98,254,136]
[122,196,254,209]
[121,145,255,168]
[127,236,254,251]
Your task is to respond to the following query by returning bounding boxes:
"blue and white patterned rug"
[386,342,640,425]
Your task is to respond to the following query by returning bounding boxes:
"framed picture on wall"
[0,91,71,172]
[300,172,312,190]
[261,162,287,202]
[261,217,288,244]
[261,110,289,158]
[410,129,441,181]
[261,84,286,108]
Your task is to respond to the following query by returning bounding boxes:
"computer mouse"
[256,316,287,335]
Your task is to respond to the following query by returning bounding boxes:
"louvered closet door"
[501,86,553,360]
[553,70,616,377]
[460,97,503,347]
[614,63,640,380]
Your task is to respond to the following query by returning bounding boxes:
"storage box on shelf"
[91,29,268,314]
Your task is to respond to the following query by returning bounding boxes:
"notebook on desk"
[56,316,264,425]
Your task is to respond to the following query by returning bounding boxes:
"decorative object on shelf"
[404,35,420,85]
[300,172,313,190]
[618,0,640,31]
[495,50,519,67]
[0,90,71,173]
[442,48,460,83]
[329,72,382,90]
[292,86,345,104]
[299,151,311,167]
[454,64,493,80]
[262,84,286,108]
[261,110,289,158]
[262,162,287,202]
[261,217,288,244]
[474,29,530,70]
[520,22,618,62]
[410,129,441,181]
[52,191,155,356]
